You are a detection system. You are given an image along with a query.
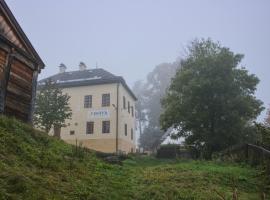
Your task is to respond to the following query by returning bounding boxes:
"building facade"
[0,0,44,122]
[39,65,136,153]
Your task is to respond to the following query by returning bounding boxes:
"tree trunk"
[45,126,51,134]
[53,125,61,139]
[139,119,142,135]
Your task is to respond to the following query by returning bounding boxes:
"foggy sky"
[5,0,270,121]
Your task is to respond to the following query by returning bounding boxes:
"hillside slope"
[0,116,134,200]
[0,117,266,199]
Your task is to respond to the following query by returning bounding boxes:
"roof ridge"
[55,67,115,75]
[38,67,137,100]
[39,67,116,82]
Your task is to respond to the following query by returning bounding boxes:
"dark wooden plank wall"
[0,48,7,80]
[4,58,33,121]
[0,3,43,123]
[0,48,7,111]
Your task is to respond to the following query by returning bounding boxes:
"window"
[86,122,94,134]
[84,95,92,108]
[131,106,134,117]
[102,121,110,133]
[70,130,75,135]
[125,124,127,136]
[102,94,110,107]
[123,96,126,109]
[131,128,133,140]
[128,101,130,113]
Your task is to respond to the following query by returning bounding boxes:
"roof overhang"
[0,0,45,70]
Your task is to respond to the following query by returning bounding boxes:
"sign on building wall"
[88,109,110,119]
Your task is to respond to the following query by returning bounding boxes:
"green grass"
[0,116,267,199]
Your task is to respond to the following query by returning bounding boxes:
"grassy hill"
[0,117,266,200]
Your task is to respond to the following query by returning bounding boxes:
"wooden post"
[0,51,13,114]
[75,138,78,156]
[28,70,38,124]
[261,192,266,200]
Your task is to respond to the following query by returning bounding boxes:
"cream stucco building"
[39,64,137,153]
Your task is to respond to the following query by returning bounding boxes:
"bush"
[255,123,270,150]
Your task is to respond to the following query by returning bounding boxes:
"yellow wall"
[118,84,136,152]
[57,83,136,153]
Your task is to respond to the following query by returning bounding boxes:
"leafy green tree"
[255,122,270,149]
[160,39,264,158]
[34,79,72,137]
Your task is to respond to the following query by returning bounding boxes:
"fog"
[5,0,270,120]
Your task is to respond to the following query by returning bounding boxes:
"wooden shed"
[0,0,45,122]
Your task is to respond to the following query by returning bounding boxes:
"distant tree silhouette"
[133,62,179,151]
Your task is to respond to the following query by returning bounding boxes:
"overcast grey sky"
[5,0,270,120]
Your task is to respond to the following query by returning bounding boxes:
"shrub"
[156,144,179,159]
